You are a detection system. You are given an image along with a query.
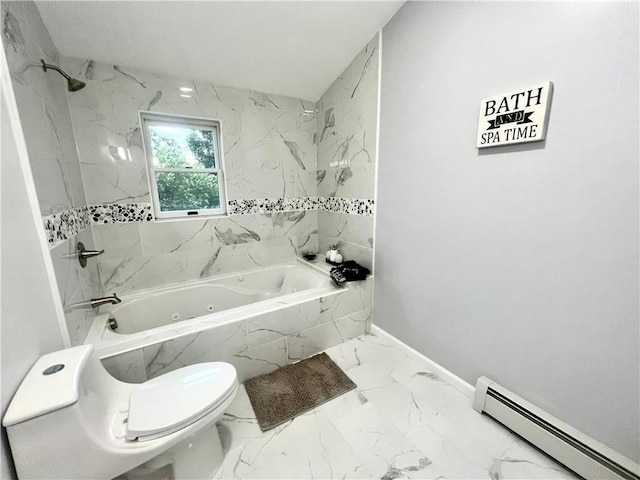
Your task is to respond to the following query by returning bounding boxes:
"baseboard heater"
[473,377,639,480]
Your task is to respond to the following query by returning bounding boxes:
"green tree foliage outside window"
[150,128,220,211]
[186,130,216,168]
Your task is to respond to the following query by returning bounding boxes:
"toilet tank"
[2,345,132,479]
[3,345,94,427]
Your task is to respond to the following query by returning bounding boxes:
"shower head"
[67,77,86,92]
[41,59,86,92]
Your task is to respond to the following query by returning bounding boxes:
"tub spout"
[90,293,121,309]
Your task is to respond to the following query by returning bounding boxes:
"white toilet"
[3,345,238,479]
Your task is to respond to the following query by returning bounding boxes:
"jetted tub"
[86,260,344,360]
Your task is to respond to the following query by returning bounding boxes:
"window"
[140,111,226,218]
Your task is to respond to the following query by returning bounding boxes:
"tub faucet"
[90,293,121,309]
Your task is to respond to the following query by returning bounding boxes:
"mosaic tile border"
[321,197,374,216]
[44,198,375,248]
[228,197,321,215]
[228,197,375,216]
[43,207,91,246]
[44,203,154,248]
[89,203,154,224]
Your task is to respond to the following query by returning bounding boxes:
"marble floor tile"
[212,333,579,480]
[215,389,372,480]
[331,402,438,479]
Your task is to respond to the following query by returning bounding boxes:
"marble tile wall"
[2,1,96,347]
[61,56,317,205]
[48,229,97,345]
[2,2,87,216]
[92,212,317,295]
[102,277,373,383]
[58,57,323,296]
[316,34,379,270]
[58,49,379,300]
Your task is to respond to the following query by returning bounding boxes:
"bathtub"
[86,260,344,360]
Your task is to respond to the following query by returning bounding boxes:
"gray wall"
[375,1,639,462]
[1,59,66,480]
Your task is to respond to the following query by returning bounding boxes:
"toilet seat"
[126,362,237,441]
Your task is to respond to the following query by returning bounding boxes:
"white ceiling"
[35,1,404,101]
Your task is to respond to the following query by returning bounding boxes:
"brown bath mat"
[244,352,356,431]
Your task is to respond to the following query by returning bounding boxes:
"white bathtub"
[86,260,343,359]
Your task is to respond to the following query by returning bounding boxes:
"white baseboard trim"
[370,325,475,399]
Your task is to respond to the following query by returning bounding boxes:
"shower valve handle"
[77,242,104,267]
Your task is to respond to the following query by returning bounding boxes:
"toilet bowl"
[3,345,238,479]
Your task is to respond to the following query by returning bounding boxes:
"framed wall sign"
[476,81,553,148]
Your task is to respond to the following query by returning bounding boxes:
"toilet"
[3,345,238,480]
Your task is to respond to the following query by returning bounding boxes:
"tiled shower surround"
[3,0,379,354]
[74,36,377,348]
[2,1,97,347]
[316,37,378,267]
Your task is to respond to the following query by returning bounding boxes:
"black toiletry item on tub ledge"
[329,261,371,286]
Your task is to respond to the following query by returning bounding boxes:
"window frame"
[139,110,227,219]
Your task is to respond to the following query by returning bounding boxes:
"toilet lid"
[126,362,237,441]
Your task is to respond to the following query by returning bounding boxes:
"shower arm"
[40,59,86,91]
[41,60,71,80]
